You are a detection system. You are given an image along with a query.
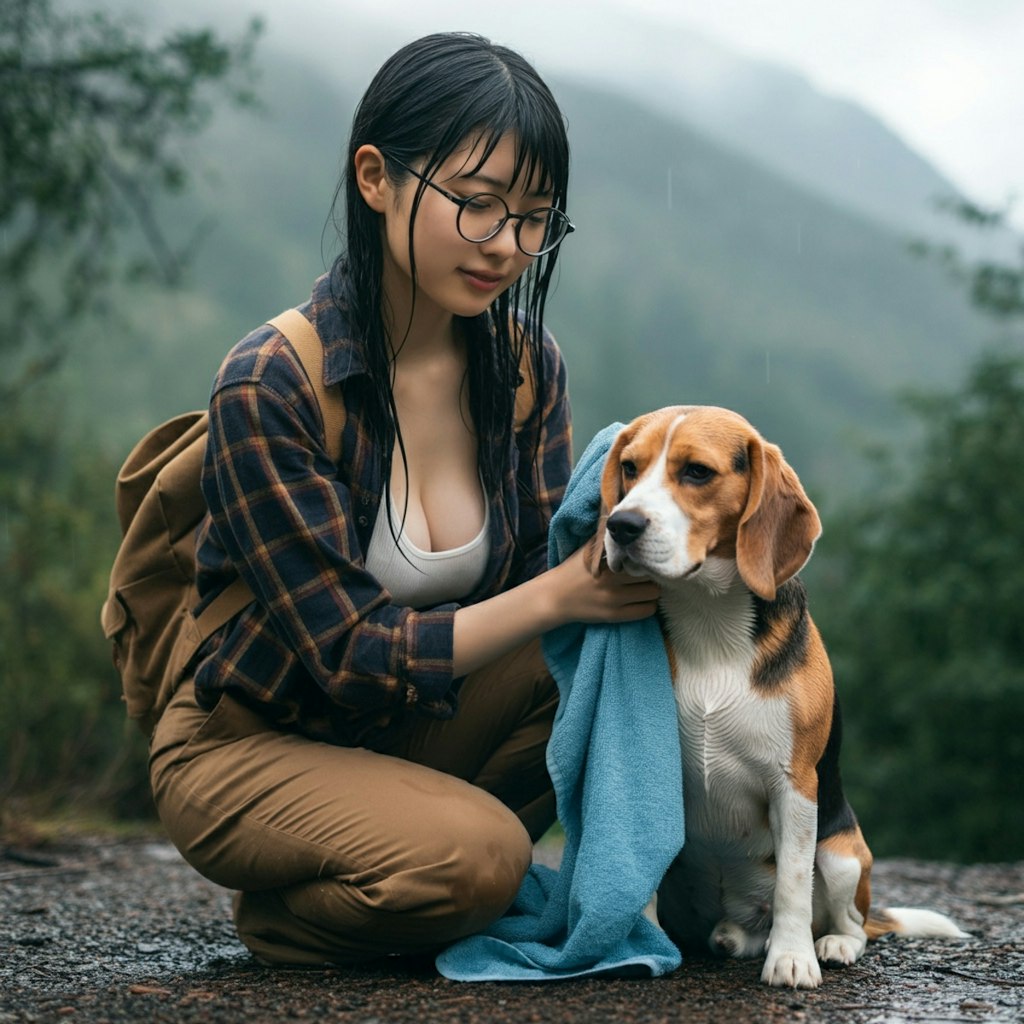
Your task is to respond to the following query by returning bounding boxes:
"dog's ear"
[582,532,606,576]
[736,437,821,600]
[584,427,631,576]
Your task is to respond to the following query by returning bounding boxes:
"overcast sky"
[154,0,1024,228]
[624,0,1024,221]
[280,0,1023,228]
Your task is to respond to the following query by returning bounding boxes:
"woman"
[150,32,659,966]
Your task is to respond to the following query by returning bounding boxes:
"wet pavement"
[2,835,1023,1023]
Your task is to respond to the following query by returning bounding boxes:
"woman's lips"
[460,268,504,292]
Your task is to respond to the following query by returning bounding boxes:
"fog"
[127,0,1024,226]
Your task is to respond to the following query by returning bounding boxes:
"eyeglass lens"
[457,194,570,256]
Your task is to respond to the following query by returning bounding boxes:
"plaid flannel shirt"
[192,272,572,746]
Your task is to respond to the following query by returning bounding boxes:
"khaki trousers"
[149,639,557,966]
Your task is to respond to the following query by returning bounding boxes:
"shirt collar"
[304,270,367,386]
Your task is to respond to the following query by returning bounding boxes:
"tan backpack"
[100,310,344,735]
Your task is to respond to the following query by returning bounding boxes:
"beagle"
[597,406,966,989]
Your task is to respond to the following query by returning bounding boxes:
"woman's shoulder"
[207,318,337,459]
[211,274,356,404]
[505,311,565,375]
[538,321,565,374]
[211,322,303,402]
[510,317,567,430]
[528,317,568,386]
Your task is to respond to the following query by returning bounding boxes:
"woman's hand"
[451,533,660,677]
[544,540,661,625]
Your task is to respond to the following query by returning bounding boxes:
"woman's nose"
[478,218,520,259]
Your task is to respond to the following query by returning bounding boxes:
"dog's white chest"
[663,589,794,844]
[673,664,792,792]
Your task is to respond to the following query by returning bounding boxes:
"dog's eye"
[621,460,637,480]
[681,463,715,484]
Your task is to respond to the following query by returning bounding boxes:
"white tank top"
[364,493,490,609]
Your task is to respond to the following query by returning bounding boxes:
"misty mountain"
[136,0,1017,250]
[551,76,994,489]
[551,16,964,245]
[64,43,997,507]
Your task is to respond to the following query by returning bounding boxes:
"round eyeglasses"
[384,154,575,257]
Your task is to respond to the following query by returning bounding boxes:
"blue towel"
[436,423,685,981]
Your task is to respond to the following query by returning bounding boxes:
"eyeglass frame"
[381,153,575,257]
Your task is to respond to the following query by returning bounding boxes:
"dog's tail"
[866,907,969,941]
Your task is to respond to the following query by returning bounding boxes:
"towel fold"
[436,423,685,981]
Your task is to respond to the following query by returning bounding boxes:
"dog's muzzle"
[606,508,649,546]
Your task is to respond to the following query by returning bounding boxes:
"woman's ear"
[353,145,390,213]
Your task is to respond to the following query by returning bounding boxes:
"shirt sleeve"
[202,372,458,716]
[513,329,573,583]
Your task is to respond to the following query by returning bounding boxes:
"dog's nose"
[606,509,649,546]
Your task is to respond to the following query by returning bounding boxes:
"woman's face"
[379,133,550,322]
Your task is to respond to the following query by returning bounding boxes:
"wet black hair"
[329,31,571,553]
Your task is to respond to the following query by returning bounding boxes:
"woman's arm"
[452,546,660,677]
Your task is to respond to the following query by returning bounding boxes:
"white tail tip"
[885,907,970,939]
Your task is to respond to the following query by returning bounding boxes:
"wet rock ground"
[2,834,1022,1023]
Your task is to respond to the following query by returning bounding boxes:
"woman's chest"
[389,367,484,552]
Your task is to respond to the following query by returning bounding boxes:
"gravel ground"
[2,834,1023,1024]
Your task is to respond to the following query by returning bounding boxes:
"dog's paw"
[710,920,745,958]
[815,933,865,966]
[761,947,822,989]
[710,920,766,959]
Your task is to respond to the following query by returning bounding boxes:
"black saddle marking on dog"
[815,693,860,840]
[750,577,809,692]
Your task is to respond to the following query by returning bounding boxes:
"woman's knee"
[368,799,532,928]
[442,808,533,924]
[236,805,533,963]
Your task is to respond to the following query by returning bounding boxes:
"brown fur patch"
[864,911,899,940]
[736,439,822,601]
[765,612,834,804]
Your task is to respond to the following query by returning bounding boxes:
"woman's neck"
[381,263,457,361]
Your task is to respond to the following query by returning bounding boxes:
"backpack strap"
[191,311,344,644]
[510,314,539,432]
[268,308,345,463]
[192,574,254,644]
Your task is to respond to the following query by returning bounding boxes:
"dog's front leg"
[762,784,822,989]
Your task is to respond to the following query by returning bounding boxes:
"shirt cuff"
[400,605,459,718]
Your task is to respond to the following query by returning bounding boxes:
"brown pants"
[149,640,557,966]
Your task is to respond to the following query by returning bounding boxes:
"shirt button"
[361,496,371,506]
[357,515,368,527]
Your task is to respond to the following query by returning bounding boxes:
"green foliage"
[815,352,1024,861]
[0,402,151,817]
[0,0,260,394]
[0,1,260,825]
[909,199,1024,320]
